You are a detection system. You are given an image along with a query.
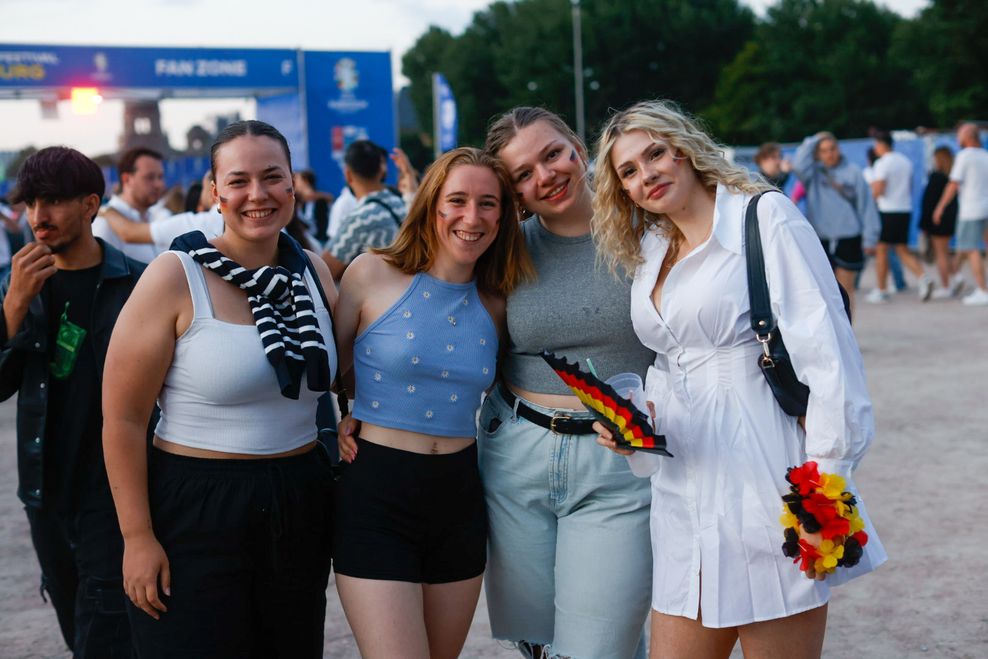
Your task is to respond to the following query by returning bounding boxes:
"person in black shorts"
[866,131,933,303]
[919,146,963,297]
[819,234,865,273]
[793,132,880,312]
[333,147,533,658]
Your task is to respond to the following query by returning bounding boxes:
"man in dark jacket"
[0,147,146,658]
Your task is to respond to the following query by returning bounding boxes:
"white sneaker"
[865,288,891,304]
[930,287,953,300]
[961,288,988,306]
[950,274,966,297]
[918,276,934,302]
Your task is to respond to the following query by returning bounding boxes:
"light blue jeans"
[477,385,651,659]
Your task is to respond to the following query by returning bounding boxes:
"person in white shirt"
[934,122,988,305]
[327,186,358,242]
[866,131,932,303]
[92,147,166,263]
[862,148,907,296]
[98,172,223,251]
[591,100,886,659]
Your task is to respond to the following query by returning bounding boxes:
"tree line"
[400,0,986,160]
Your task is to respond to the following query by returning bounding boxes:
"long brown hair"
[374,147,534,296]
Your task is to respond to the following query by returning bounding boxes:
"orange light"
[70,87,102,115]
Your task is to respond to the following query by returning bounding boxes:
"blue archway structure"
[0,44,395,197]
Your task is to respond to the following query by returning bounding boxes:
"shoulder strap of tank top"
[302,255,348,417]
[301,267,327,313]
[169,250,214,319]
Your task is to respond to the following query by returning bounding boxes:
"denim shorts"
[477,385,651,659]
[955,218,988,251]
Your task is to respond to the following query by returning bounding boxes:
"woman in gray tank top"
[477,108,654,659]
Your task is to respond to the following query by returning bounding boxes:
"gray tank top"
[505,217,655,395]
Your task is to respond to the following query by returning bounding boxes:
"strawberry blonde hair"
[374,147,534,296]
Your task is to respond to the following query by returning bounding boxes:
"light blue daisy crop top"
[352,272,498,437]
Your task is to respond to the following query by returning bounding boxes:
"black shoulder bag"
[744,192,850,417]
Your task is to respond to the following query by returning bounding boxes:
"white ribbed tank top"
[154,251,337,454]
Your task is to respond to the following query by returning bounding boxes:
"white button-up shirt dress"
[626,185,887,628]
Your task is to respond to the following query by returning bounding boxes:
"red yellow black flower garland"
[780,461,868,576]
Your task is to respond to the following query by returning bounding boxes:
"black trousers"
[25,493,133,659]
[128,446,334,659]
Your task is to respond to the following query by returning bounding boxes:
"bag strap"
[366,197,403,227]
[745,191,853,331]
[303,254,349,418]
[744,191,775,338]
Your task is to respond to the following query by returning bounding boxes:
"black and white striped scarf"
[171,230,331,399]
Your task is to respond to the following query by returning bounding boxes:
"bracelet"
[779,461,869,575]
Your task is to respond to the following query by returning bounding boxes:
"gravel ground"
[1,272,986,658]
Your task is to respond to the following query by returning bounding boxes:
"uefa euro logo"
[329,57,368,113]
[334,58,359,93]
[92,52,112,81]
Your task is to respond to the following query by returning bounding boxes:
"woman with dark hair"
[102,120,339,658]
[920,146,962,297]
[593,100,886,659]
[478,107,654,659]
[333,146,533,658]
[183,181,203,214]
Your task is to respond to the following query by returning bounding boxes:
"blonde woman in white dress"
[591,100,887,659]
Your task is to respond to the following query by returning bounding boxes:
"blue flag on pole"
[432,73,457,155]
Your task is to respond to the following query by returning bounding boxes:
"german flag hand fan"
[541,351,672,456]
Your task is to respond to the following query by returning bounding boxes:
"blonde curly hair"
[592,99,773,274]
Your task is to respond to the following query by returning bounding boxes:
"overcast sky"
[0,0,928,155]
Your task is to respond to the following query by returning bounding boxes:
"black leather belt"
[500,385,597,436]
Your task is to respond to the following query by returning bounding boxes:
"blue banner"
[256,91,307,170]
[0,44,298,92]
[301,51,395,197]
[0,45,396,203]
[433,73,457,154]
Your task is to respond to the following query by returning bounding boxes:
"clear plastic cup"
[605,372,647,415]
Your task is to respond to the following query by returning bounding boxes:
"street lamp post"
[571,0,585,142]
